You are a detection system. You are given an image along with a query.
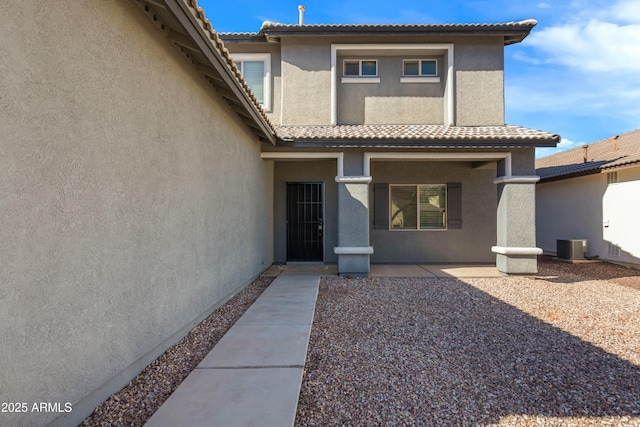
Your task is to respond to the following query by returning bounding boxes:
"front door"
[287,182,324,262]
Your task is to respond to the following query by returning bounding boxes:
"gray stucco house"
[536,129,640,268]
[220,17,559,276]
[1,1,557,425]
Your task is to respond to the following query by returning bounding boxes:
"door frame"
[286,182,325,263]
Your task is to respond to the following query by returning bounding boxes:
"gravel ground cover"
[296,259,640,426]
[81,276,273,426]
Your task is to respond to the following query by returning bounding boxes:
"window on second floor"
[232,53,271,111]
[401,58,440,84]
[403,59,437,76]
[343,60,378,77]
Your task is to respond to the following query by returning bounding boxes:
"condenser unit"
[557,239,588,260]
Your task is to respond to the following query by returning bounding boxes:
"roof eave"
[135,0,277,145]
[539,159,640,183]
[538,169,600,183]
[218,33,268,43]
[276,138,558,148]
[258,22,536,45]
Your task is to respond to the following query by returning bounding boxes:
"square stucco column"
[493,176,543,274]
[334,177,373,276]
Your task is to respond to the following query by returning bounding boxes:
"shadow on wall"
[301,277,640,424]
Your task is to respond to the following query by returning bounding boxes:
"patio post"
[493,177,542,274]
[334,176,373,276]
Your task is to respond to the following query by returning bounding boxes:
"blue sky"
[200,0,640,158]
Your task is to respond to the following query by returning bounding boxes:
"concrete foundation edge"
[337,254,371,276]
[495,254,538,275]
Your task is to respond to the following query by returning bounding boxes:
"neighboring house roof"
[536,129,640,182]
[275,124,559,148]
[135,0,277,144]
[221,19,538,45]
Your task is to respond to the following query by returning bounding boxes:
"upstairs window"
[343,60,378,77]
[232,53,271,110]
[403,59,437,77]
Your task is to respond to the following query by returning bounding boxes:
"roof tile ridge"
[184,0,275,131]
[261,20,538,29]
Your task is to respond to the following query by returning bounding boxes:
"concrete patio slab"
[198,323,311,368]
[145,367,302,427]
[370,264,437,277]
[421,264,502,278]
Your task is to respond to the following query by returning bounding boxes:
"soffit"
[132,0,276,144]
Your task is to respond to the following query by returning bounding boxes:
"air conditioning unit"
[557,239,588,260]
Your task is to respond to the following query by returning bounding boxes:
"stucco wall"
[370,161,497,263]
[0,1,273,426]
[228,36,504,126]
[337,55,445,125]
[537,168,640,267]
[280,40,333,125]
[454,38,504,126]
[537,174,607,258]
[271,35,505,126]
[273,160,338,263]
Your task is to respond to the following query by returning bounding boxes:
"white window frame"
[231,53,272,112]
[341,59,380,83]
[389,184,447,231]
[401,59,440,84]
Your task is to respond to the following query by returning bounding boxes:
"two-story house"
[221,19,559,276]
[1,2,561,424]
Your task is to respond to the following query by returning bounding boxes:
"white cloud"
[537,2,551,8]
[512,51,542,65]
[535,138,584,159]
[508,0,640,150]
[526,18,640,73]
[608,0,640,23]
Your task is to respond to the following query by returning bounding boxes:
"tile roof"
[536,129,640,181]
[260,20,538,31]
[275,125,559,147]
[221,20,538,45]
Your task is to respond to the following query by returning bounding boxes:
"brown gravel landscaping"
[296,259,640,426]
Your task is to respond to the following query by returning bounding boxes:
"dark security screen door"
[287,182,324,262]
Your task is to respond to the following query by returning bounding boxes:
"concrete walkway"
[145,270,320,427]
